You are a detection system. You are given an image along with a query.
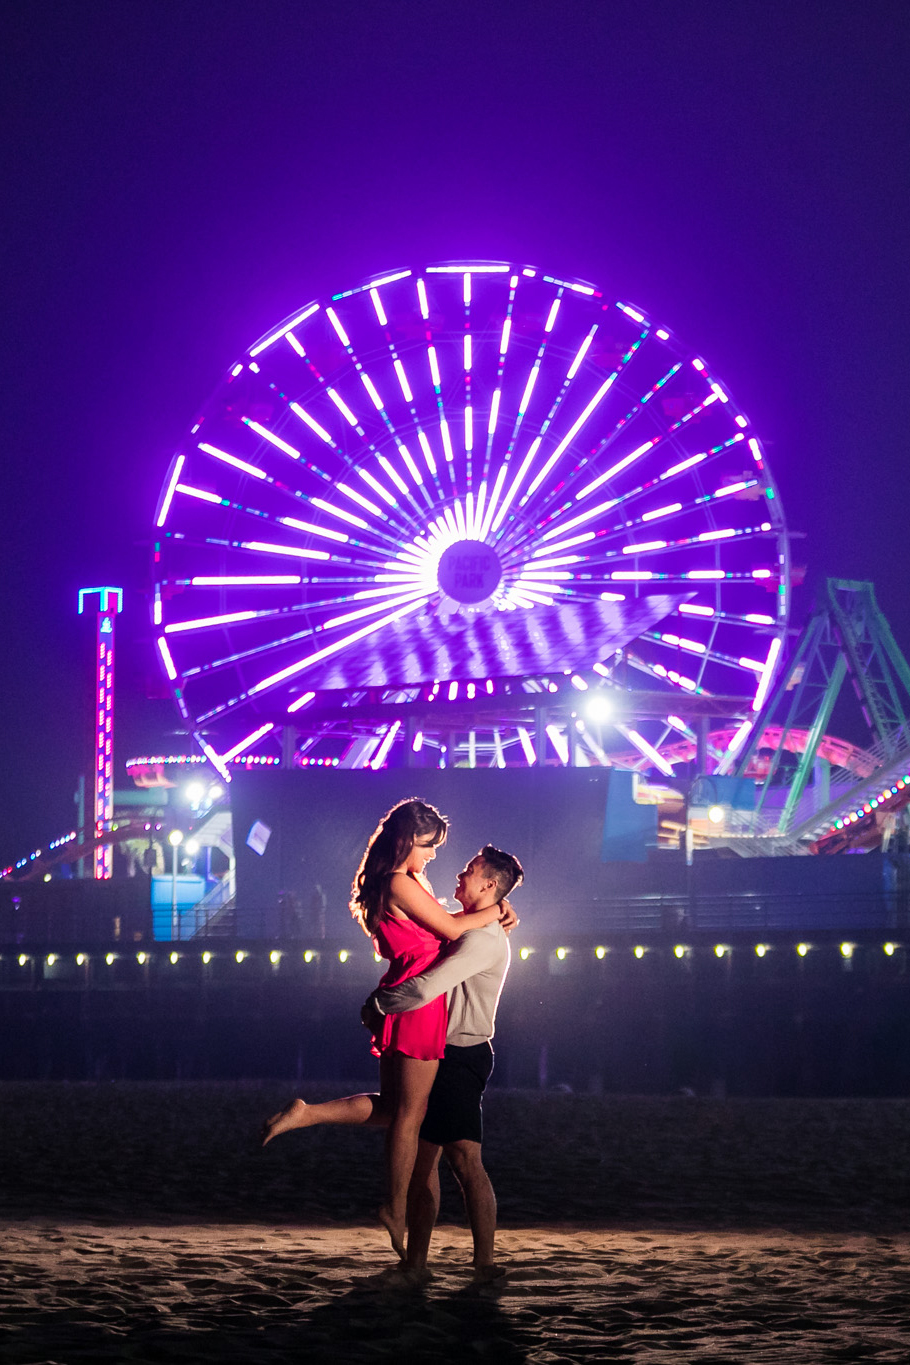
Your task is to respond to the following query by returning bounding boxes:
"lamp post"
[168,829,183,940]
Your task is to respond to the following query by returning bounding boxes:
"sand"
[1,1084,909,1362]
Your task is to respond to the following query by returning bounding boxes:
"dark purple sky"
[1,1,907,864]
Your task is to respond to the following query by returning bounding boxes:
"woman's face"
[405,834,440,876]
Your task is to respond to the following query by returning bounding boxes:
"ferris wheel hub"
[437,540,502,605]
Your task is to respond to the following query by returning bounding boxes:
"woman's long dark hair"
[350,798,447,935]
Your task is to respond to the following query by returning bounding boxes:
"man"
[362,844,523,1280]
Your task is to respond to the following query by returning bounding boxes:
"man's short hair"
[478,845,524,898]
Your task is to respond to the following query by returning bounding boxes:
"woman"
[262,798,505,1260]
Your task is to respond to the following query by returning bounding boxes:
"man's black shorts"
[420,1041,494,1146]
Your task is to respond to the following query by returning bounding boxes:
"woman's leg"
[261,1051,400,1145]
[378,1053,438,1259]
[261,1092,392,1145]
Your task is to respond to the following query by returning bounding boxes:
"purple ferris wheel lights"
[152,261,791,771]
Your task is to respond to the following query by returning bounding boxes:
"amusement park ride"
[6,261,910,890]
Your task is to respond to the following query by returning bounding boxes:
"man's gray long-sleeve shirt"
[372,922,510,1047]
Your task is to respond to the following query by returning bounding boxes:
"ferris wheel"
[153,261,790,774]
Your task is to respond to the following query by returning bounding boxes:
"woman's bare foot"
[260,1098,312,1147]
[378,1204,407,1261]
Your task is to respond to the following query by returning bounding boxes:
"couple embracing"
[262,798,523,1281]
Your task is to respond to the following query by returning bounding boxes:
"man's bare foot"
[377,1204,406,1261]
[260,1098,312,1147]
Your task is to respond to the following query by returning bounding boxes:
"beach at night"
[2,1083,909,1361]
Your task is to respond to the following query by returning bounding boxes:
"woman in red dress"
[262,799,504,1260]
[351,799,504,1258]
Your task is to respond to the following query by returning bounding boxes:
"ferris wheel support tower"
[78,586,123,879]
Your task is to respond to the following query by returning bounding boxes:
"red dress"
[371,911,447,1061]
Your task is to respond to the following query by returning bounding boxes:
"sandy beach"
[2,1083,909,1362]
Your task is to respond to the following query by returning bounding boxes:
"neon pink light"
[416,278,429,320]
[231,363,244,377]
[546,725,569,764]
[698,528,736,542]
[243,419,301,459]
[222,722,275,763]
[623,540,666,554]
[464,406,473,452]
[535,531,595,554]
[744,613,774,625]
[544,299,561,332]
[566,327,597,379]
[611,571,653,581]
[539,495,618,541]
[621,726,674,776]
[286,332,306,357]
[735,414,748,428]
[656,329,670,340]
[463,334,472,371]
[752,637,782,712]
[752,569,772,579]
[399,445,424,485]
[359,373,384,410]
[428,346,441,388]
[642,502,681,522]
[463,273,472,305]
[713,480,753,498]
[687,569,726,579]
[517,727,537,765]
[176,484,223,505]
[358,468,398,507]
[289,403,333,445]
[618,304,644,323]
[370,288,388,326]
[166,611,258,633]
[280,516,349,542]
[439,419,454,462]
[310,496,370,528]
[337,482,381,515]
[156,455,186,527]
[326,388,358,426]
[412,730,424,752]
[377,455,409,495]
[518,364,540,414]
[287,690,316,714]
[191,575,302,586]
[692,357,705,371]
[370,721,402,770]
[369,270,411,288]
[660,452,706,479]
[241,541,331,559]
[488,389,501,435]
[711,383,729,402]
[197,737,232,783]
[499,317,512,355]
[250,303,319,357]
[679,603,715,617]
[393,359,413,403]
[325,588,429,630]
[739,656,765,671]
[198,442,266,479]
[578,438,655,499]
[600,591,626,602]
[157,637,178,681]
[541,372,616,473]
[325,307,351,346]
[426,264,510,273]
[418,431,436,475]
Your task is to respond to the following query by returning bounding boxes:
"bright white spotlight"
[707,805,725,824]
[586,693,614,725]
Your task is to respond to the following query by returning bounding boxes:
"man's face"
[454,855,494,910]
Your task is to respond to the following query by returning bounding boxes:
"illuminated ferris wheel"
[153,261,790,773]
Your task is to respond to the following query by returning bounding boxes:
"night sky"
[1,1,907,866]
